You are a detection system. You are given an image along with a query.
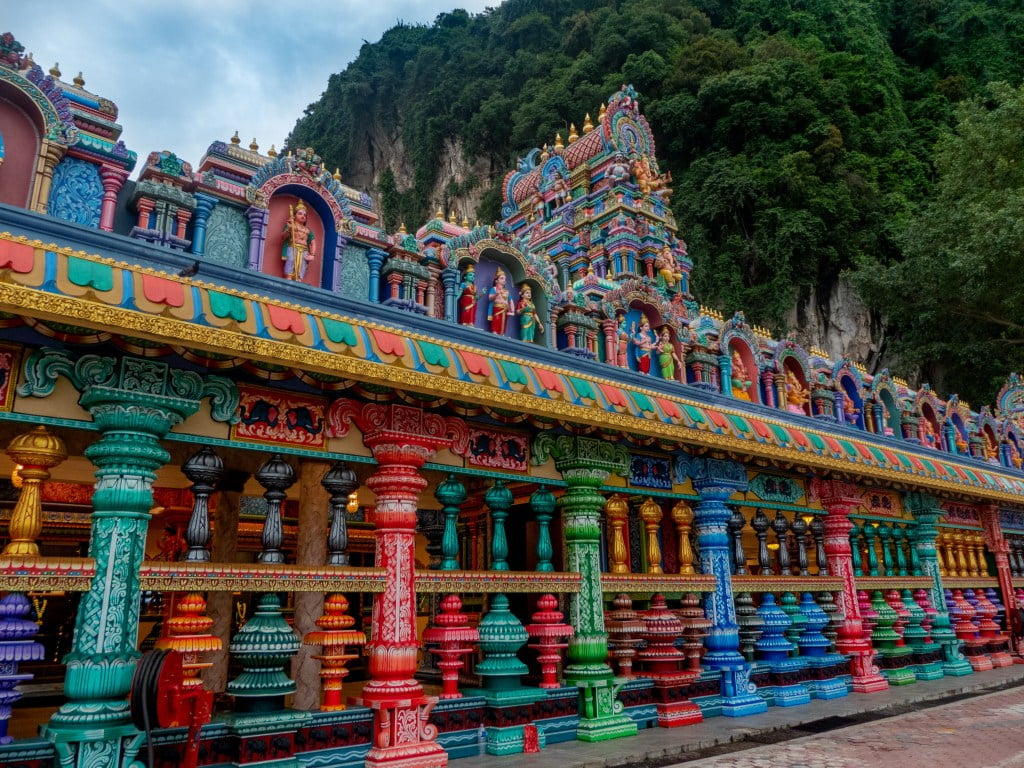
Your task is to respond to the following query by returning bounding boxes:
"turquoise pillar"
[688,456,767,716]
[18,350,237,767]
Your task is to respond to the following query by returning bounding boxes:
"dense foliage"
[288,0,1024,403]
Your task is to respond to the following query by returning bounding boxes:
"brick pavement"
[451,666,1024,768]
[679,684,1024,767]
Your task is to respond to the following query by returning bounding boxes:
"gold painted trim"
[856,576,934,590]
[731,575,844,593]
[0,556,94,591]
[415,569,582,594]
[600,573,717,593]
[941,577,1000,589]
[138,561,386,592]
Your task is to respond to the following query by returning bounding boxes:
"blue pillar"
[718,354,732,397]
[244,206,268,272]
[441,265,459,322]
[689,456,767,717]
[329,234,348,292]
[191,193,217,258]
[367,247,387,303]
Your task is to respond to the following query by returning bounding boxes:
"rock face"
[785,276,894,374]
[348,128,495,221]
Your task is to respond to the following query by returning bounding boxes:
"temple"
[1,31,1023,768]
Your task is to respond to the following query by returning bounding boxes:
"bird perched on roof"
[177,260,200,278]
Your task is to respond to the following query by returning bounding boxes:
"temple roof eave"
[2,206,1023,506]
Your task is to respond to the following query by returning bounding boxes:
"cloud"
[7,1,493,173]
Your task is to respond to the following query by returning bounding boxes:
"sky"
[8,1,494,175]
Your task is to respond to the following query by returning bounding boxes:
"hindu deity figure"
[843,396,861,425]
[985,440,1000,463]
[731,350,753,400]
[632,320,656,374]
[517,284,543,342]
[609,153,630,183]
[458,267,477,325]
[921,419,937,448]
[881,404,895,436]
[955,428,969,454]
[282,202,316,281]
[487,270,513,335]
[1010,443,1022,468]
[654,246,683,290]
[656,327,682,380]
[785,371,809,414]
[615,314,630,367]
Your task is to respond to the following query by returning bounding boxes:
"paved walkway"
[680,684,1024,767]
[454,666,1024,768]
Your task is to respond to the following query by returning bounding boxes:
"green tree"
[856,82,1024,402]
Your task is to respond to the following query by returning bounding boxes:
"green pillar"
[19,350,237,766]
[904,492,973,676]
[532,434,636,742]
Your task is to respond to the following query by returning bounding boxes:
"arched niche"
[0,89,41,207]
[947,411,970,453]
[982,422,1001,463]
[870,371,902,437]
[465,245,549,344]
[833,360,865,430]
[1004,423,1023,469]
[919,401,941,449]
[777,345,811,415]
[727,338,761,403]
[264,188,332,288]
[622,303,665,377]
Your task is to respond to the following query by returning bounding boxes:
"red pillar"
[327,401,468,768]
[810,478,889,692]
[98,166,129,232]
[979,503,1024,661]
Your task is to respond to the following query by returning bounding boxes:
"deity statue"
[843,396,861,425]
[881,404,895,436]
[656,327,682,380]
[731,350,753,400]
[609,153,630,183]
[517,284,543,342]
[487,270,513,335]
[921,419,937,448]
[785,371,809,414]
[282,202,316,281]
[1011,444,1022,468]
[955,428,968,454]
[985,440,1000,463]
[654,246,683,290]
[458,267,477,325]
[615,314,630,367]
[632,320,656,374]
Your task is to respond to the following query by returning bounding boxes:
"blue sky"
[9,1,493,174]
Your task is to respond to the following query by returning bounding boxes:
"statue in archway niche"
[785,372,809,414]
[517,284,543,342]
[282,202,316,281]
[487,270,513,335]
[458,267,477,326]
[632,320,655,374]
[731,350,753,400]
[615,314,630,367]
[656,327,682,380]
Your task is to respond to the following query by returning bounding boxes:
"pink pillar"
[810,478,889,692]
[979,503,1024,660]
[98,166,129,232]
[327,401,468,768]
[761,371,776,408]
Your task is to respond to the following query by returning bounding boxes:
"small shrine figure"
[731,350,753,400]
[785,372,809,414]
[654,246,683,289]
[517,284,544,342]
[985,440,1000,463]
[881,404,896,436]
[487,270,513,335]
[1011,444,1022,469]
[457,267,477,326]
[656,327,682,380]
[843,396,861,425]
[282,202,316,281]
[954,428,969,454]
[921,419,938,448]
[632,320,656,374]
[615,314,630,367]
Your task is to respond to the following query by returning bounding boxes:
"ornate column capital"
[809,477,861,512]
[533,433,628,480]
[327,399,467,461]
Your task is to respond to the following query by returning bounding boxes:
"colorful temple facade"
[0,31,1023,768]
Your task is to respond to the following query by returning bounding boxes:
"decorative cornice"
[600,573,716,593]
